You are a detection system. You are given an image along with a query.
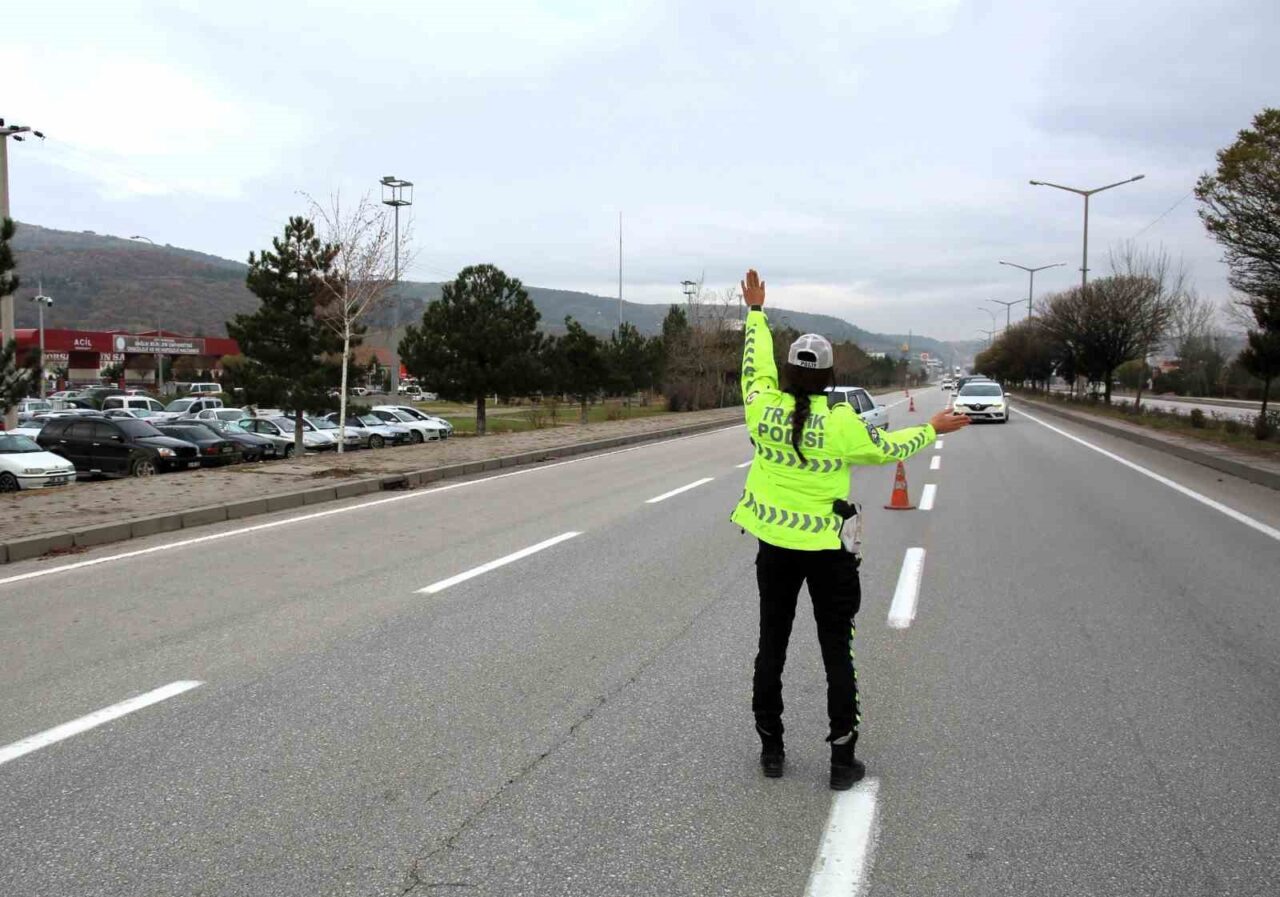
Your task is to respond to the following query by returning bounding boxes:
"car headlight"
[22,467,45,475]
[157,447,176,457]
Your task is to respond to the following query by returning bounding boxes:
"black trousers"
[752,540,862,740]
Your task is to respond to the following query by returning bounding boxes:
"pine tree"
[398,264,542,435]
[547,317,608,424]
[225,217,344,451]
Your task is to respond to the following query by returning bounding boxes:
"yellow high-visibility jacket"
[730,309,936,550]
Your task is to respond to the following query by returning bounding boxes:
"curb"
[0,413,740,564]
[1018,397,1280,491]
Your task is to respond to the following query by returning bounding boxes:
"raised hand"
[741,269,766,308]
[930,410,971,434]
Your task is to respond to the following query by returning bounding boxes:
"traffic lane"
[867,403,1279,896]
[0,474,839,897]
[0,425,745,744]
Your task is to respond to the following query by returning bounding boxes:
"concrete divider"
[0,413,739,564]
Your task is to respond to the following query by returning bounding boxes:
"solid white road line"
[1019,410,1280,543]
[929,455,941,471]
[934,439,944,450]
[418,532,581,595]
[645,477,714,504]
[0,680,202,767]
[804,778,881,897]
[919,484,937,511]
[736,460,753,469]
[887,547,926,629]
[0,425,743,590]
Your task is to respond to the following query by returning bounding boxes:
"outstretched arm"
[836,409,968,465]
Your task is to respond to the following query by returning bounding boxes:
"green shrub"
[1189,408,1206,429]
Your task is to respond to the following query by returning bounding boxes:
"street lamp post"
[31,283,52,399]
[976,328,996,348]
[380,176,413,398]
[2,117,45,429]
[977,306,997,332]
[681,280,697,303]
[1029,175,1145,291]
[998,260,1065,317]
[987,298,1024,331]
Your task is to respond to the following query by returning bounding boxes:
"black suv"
[37,415,201,477]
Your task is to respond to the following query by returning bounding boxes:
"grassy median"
[422,398,677,435]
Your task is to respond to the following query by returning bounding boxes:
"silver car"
[374,405,452,439]
[953,381,1009,422]
[826,386,889,429]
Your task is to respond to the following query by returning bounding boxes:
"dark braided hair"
[783,362,834,464]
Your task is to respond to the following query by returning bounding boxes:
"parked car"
[102,395,167,414]
[199,418,279,461]
[303,416,360,450]
[373,405,452,439]
[15,398,54,421]
[79,386,127,409]
[325,413,412,448]
[183,382,224,395]
[154,423,243,466]
[237,417,327,455]
[0,433,77,491]
[952,381,1009,423]
[154,396,225,421]
[49,390,86,401]
[825,386,889,429]
[192,407,249,423]
[37,415,201,477]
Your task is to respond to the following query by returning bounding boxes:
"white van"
[101,395,167,414]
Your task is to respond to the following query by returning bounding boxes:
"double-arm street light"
[976,328,996,347]
[1029,175,1144,291]
[987,297,1024,330]
[30,283,53,399]
[998,260,1064,317]
[380,175,413,397]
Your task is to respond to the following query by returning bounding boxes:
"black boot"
[829,732,865,790]
[756,723,785,778]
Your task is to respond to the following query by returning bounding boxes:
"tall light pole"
[1029,175,1144,291]
[681,279,697,303]
[977,305,997,333]
[976,328,995,348]
[31,283,52,399]
[2,118,45,429]
[381,175,413,397]
[998,260,1064,317]
[987,298,1024,331]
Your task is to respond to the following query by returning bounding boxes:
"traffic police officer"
[731,269,969,789]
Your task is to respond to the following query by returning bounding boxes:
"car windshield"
[165,426,211,440]
[389,411,415,422]
[24,401,52,411]
[959,384,1003,397]
[0,434,43,453]
[116,419,163,438]
[164,399,196,412]
[308,418,337,430]
[358,416,385,427]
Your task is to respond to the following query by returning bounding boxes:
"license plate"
[187,461,200,468]
[222,446,232,453]
[47,476,69,486]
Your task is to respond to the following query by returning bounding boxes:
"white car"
[940,378,955,391]
[153,396,225,421]
[193,407,250,423]
[0,433,77,491]
[237,417,335,453]
[101,395,166,414]
[370,405,449,441]
[16,398,54,421]
[953,381,1009,422]
[825,387,889,429]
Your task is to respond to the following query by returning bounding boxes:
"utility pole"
[1029,175,1144,291]
[618,212,623,330]
[380,175,413,397]
[681,279,696,303]
[1,118,45,428]
[998,261,1064,317]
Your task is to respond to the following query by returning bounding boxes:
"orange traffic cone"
[883,461,916,510]
[908,395,916,412]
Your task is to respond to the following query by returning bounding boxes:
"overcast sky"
[7,0,1278,340]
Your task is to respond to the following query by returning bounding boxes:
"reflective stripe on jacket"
[730,308,936,550]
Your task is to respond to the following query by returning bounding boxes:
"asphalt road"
[2,387,1278,896]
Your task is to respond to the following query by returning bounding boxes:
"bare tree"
[1109,244,1188,410]
[311,192,412,452]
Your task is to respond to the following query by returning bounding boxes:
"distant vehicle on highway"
[37,415,201,477]
[953,381,1009,423]
[954,375,992,393]
[0,433,77,491]
[825,387,889,429]
[940,377,955,391]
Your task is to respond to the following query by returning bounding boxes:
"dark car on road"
[154,423,242,467]
[37,415,201,477]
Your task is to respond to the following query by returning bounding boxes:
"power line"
[1130,189,1194,240]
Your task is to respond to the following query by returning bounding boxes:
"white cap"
[787,333,833,370]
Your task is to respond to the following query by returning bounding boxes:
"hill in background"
[10,222,979,361]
